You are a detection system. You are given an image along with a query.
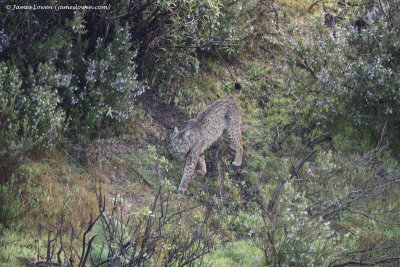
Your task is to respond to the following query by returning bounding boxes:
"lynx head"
[170,126,194,158]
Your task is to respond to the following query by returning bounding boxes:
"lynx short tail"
[232,83,241,100]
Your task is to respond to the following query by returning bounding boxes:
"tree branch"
[331,257,400,266]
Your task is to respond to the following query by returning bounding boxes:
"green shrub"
[205,240,264,267]
[255,180,354,266]
[275,0,400,150]
[0,184,21,228]
[0,229,38,266]
[64,24,145,140]
[0,62,64,182]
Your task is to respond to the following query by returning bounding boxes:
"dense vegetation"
[1,0,399,266]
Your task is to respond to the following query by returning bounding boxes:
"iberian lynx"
[171,83,243,193]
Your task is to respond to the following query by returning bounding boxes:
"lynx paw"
[198,169,207,176]
[232,159,242,166]
[232,154,242,166]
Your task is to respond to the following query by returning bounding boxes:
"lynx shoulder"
[171,83,243,193]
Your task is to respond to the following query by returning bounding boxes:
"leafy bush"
[275,0,400,150]
[256,180,353,266]
[0,62,64,182]
[63,24,145,140]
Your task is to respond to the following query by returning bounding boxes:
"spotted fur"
[171,84,243,192]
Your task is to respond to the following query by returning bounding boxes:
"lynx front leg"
[178,153,199,193]
[231,136,243,166]
[197,154,207,176]
[227,120,243,166]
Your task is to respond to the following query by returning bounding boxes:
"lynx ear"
[174,126,179,133]
[184,130,191,137]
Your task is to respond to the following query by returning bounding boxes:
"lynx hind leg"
[227,110,243,167]
[197,154,207,176]
[178,153,199,193]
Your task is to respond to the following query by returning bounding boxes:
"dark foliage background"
[1,0,399,266]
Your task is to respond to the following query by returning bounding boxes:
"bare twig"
[131,166,152,187]
[330,256,400,266]
[336,243,400,257]
[268,150,316,212]
[267,174,291,213]
[78,205,105,267]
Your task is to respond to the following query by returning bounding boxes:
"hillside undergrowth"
[1,0,400,266]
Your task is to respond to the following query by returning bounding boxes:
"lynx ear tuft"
[174,126,179,133]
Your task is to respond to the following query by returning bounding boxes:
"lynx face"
[170,126,193,158]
